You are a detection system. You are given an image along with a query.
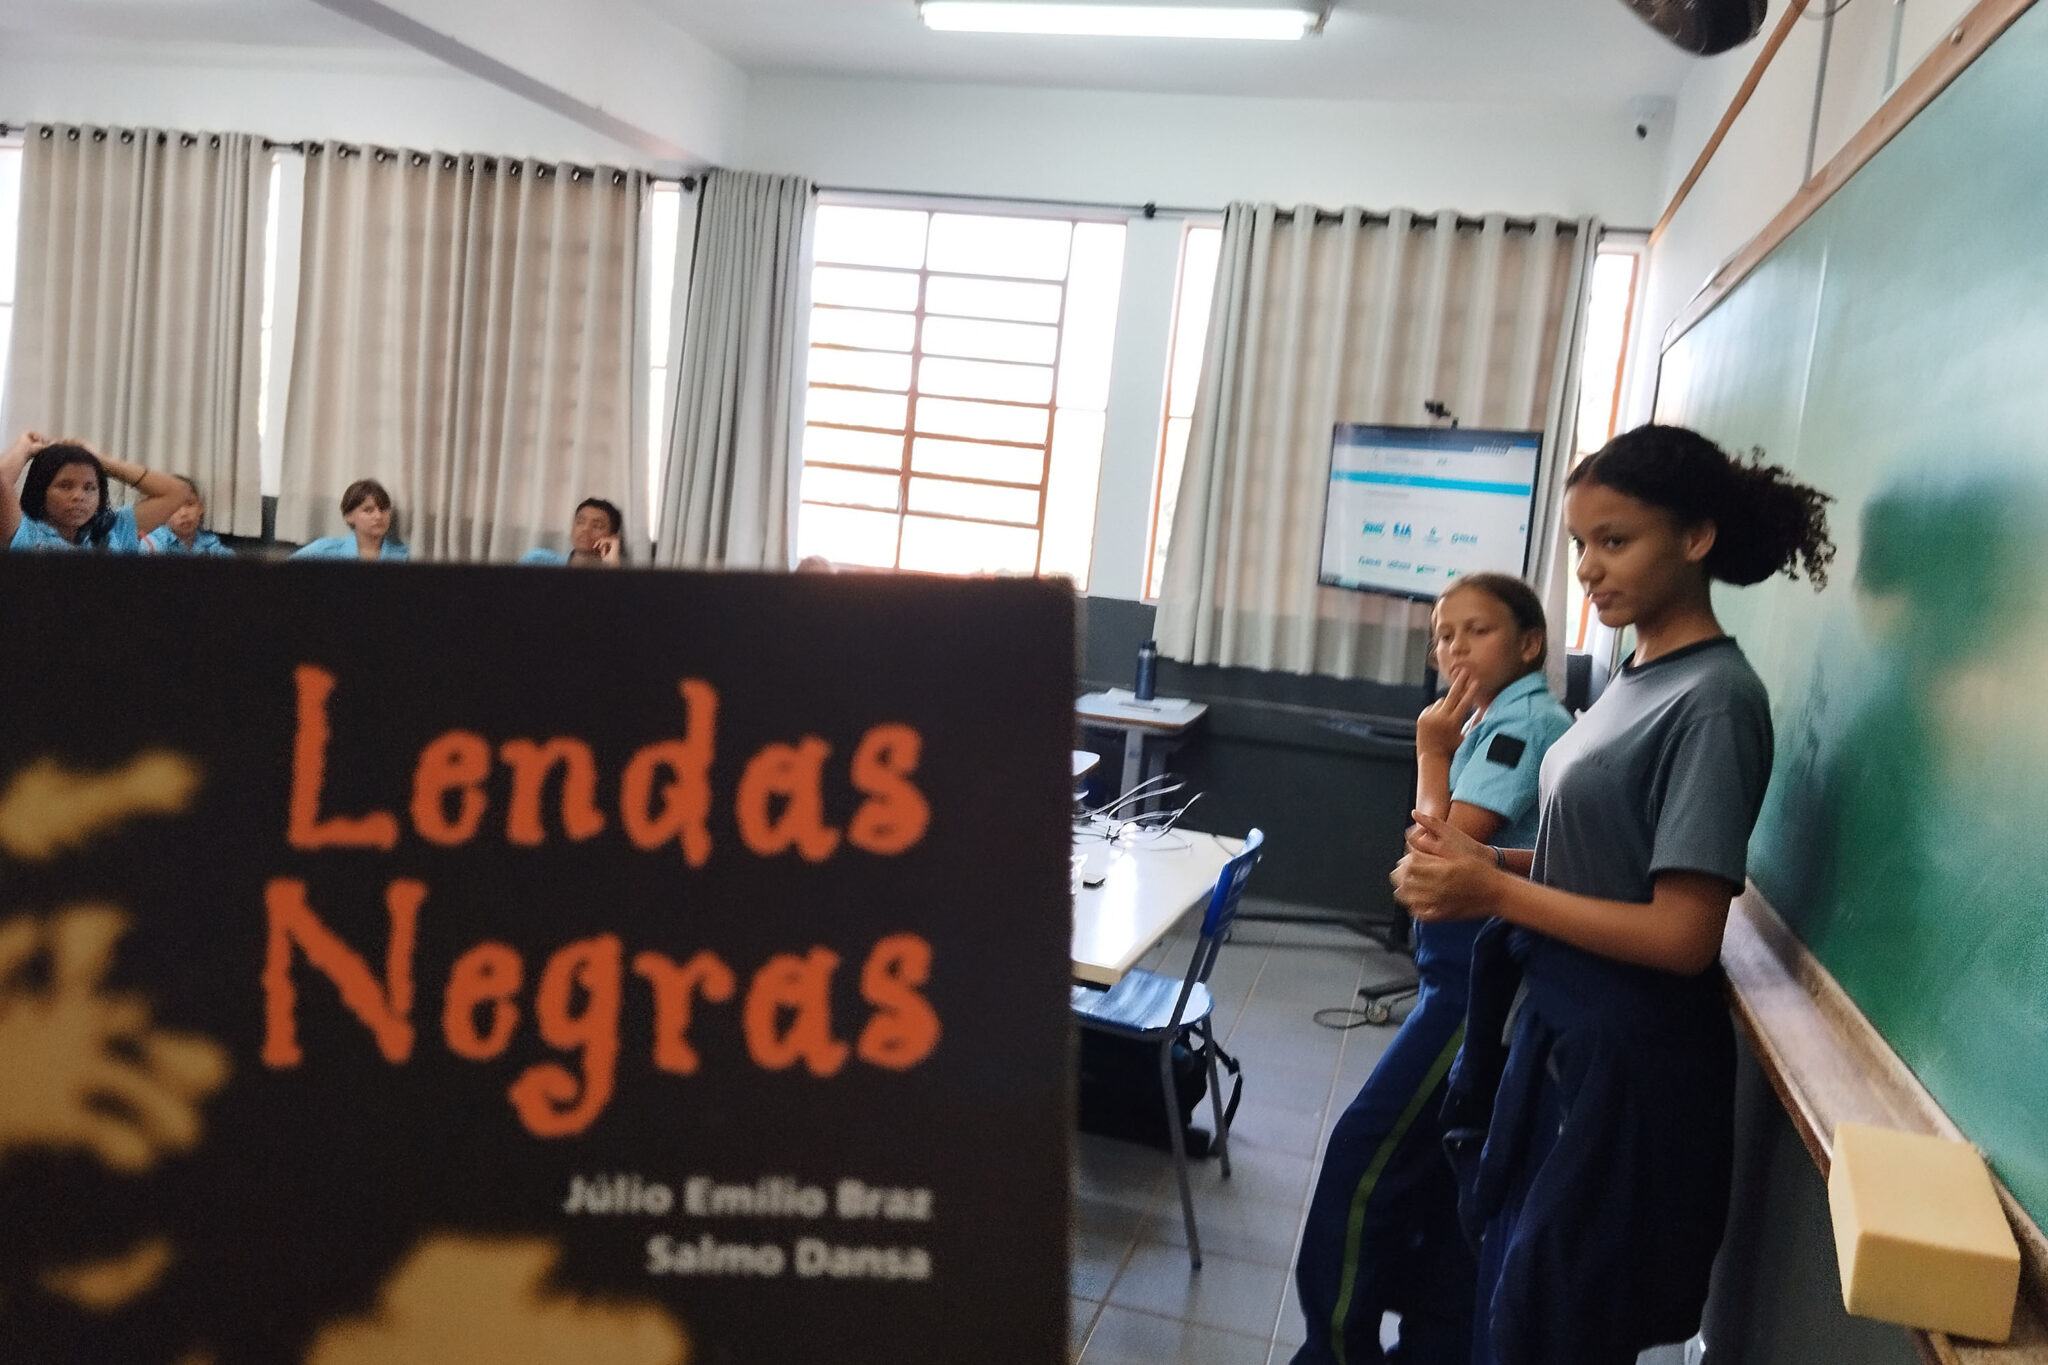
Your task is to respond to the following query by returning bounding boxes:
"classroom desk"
[1072,829,1241,988]
[1075,689,1209,811]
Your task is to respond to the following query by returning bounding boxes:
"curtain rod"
[0,122,694,188]
[3,126,1627,229]
[817,183,1224,218]
[815,184,1589,233]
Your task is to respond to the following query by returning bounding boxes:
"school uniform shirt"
[10,506,143,553]
[289,536,410,561]
[1421,670,1576,978]
[1444,636,1773,1365]
[518,548,569,565]
[1451,671,1574,852]
[143,525,235,557]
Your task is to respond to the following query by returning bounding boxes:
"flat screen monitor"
[1318,424,1544,601]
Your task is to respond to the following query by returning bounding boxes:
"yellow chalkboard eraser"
[1828,1122,2021,1342]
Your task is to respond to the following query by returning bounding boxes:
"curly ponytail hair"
[1567,424,1836,589]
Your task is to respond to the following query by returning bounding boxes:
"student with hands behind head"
[2,432,193,553]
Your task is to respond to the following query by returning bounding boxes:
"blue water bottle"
[1134,640,1159,702]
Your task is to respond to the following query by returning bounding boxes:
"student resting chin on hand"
[520,498,626,566]
[1292,572,1571,1365]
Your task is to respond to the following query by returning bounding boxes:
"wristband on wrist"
[1491,845,1506,870]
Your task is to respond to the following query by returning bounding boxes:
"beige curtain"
[2,123,267,534]
[654,169,812,569]
[1155,204,1597,684]
[279,143,644,559]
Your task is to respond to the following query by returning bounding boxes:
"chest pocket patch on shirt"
[1486,733,1527,769]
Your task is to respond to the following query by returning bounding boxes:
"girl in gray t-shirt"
[1390,425,1835,1365]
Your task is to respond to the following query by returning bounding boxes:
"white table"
[1074,689,1209,810]
[1072,829,1241,988]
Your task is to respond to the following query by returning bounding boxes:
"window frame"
[1566,232,1649,651]
[798,193,1130,579]
[1142,218,1224,602]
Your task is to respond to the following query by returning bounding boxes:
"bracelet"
[129,466,149,487]
[1491,845,1506,870]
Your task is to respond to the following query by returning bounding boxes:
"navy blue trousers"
[1449,924,1735,1365]
[1291,924,1479,1365]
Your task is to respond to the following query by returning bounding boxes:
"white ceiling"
[0,0,403,52]
[642,0,1698,102]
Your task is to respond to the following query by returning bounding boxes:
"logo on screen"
[1361,522,1385,536]
[1451,533,1479,546]
[1392,524,1413,539]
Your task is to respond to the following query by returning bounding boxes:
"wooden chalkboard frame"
[1661,1,2048,1354]
[1662,0,2042,352]
[1726,889,2048,1362]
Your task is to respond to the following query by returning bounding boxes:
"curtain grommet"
[66,128,80,141]
[92,129,106,143]
[120,130,134,144]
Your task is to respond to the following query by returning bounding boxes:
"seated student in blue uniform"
[290,479,409,561]
[1,431,192,553]
[519,497,624,566]
[141,476,235,557]
[1394,425,1834,1365]
[1292,572,1572,1365]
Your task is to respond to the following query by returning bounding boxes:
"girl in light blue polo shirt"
[1,433,191,553]
[142,476,235,557]
[1293,572,1572,1365]
[290,478,409,561]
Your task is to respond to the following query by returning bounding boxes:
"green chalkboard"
[1657,0,2048,1231]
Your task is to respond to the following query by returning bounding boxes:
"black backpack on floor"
[1076,1030,1242,1158]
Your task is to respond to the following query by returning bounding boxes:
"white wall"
[1625,0,1979,426]
[751,74,1672,599]
[745,76,1668,224]
[311,0,747,166]
[0,37,657,166]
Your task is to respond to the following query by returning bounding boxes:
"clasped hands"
[1390,809,1501,923]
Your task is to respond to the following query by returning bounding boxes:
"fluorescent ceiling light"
[918,3,1322,40]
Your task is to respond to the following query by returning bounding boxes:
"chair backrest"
[1200,827,1264,941]
[1176,829,1265,1003]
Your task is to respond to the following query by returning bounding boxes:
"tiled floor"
[1069,909,1411,1365]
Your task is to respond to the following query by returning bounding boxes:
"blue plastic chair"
[1072,828,1264,1270]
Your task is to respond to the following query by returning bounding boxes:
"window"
[0,136,21,419]
[1144,223,1223,600]
[646,180,685,538]
[257,154,283,448]
[1564,238,1646,649]
[796,202,1126,582]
